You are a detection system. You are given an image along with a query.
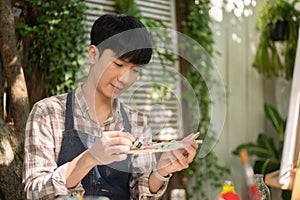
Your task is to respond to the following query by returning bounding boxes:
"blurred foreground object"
[216,180,240,200]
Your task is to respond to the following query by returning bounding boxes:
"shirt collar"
[74,86,122,124]
[74,86,89,119]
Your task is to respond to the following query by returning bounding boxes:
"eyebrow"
[118,57,126,62]
[115,56,142,68]
[115,57,129,63]
[117,57,138,66]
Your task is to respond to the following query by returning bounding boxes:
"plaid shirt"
[23,86,169,199]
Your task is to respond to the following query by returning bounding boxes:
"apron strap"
[120,103,132,133]
[65,91,75,130]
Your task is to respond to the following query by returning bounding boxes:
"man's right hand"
[88,131,135,165]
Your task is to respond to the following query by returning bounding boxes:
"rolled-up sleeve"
[23,102,84,199]
[24,163,84,199]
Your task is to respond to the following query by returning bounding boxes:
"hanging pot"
[268,20,289,41]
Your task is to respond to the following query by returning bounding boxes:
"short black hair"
[90,14,153,65]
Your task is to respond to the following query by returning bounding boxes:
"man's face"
[90,49,141,99]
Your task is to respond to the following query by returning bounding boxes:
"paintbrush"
[239,149,260,200]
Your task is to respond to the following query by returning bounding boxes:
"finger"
[105,131,135,140]
[180,141,194,157]
[101,133,132,146]
[109,137,134,146]
[184,145,198,163]
[108,145,131,154]
[166,150,181,163]
[191,140,199,148]
[182,140,198,150]
[110,154,128,162]
[169,149,186,163]
[157,152,175,169]
[182,133,194,142]
[171,150,189,169]
[167,159,187,173]
[190,132,200,140]
[105,131,135,142]
[182,132,200,143]
[180,141,198,160]
[182,134,198,144]
[175,159,189,170]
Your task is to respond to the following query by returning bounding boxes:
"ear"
[88,45,100,65]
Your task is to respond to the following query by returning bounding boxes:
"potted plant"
[252,0,300,80]
[232,103,284,174]
[232,103,291,199]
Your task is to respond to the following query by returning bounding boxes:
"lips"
[111,83,123,93]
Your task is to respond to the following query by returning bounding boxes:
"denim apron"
[57,91,132,199]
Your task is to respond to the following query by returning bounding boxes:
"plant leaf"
[232,143,272,158]
[256,133,279,159]
[261,159,271,174]
[264,103,285,136]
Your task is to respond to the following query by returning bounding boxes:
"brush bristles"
[239,149,248,165]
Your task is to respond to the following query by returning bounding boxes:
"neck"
[81,82,112,124]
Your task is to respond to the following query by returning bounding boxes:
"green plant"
[232,103,292,199]
[232,103,285,174]
[184,151,230,198]
[253,0,300,80]
[17,0,89,96]
[180,0,230,199]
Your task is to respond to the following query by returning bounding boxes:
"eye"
[132,67,141,73]
[113,61,123,67]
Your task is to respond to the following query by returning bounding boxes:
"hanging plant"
[253,0,300,80]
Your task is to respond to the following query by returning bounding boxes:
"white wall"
[211,1,265,196]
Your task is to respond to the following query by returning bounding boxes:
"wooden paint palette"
[128,133,202,154]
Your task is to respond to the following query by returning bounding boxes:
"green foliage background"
[18,0,89,96]
[180,0,230,199]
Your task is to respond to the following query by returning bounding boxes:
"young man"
[23,14,198,199]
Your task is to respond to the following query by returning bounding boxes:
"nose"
[117,68,137,84]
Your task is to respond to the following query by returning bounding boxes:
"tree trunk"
[0,52,5,119]
[0,120,25,200]
[0,0,29,130]
[18,1,46,108]
[0,0,29,199]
